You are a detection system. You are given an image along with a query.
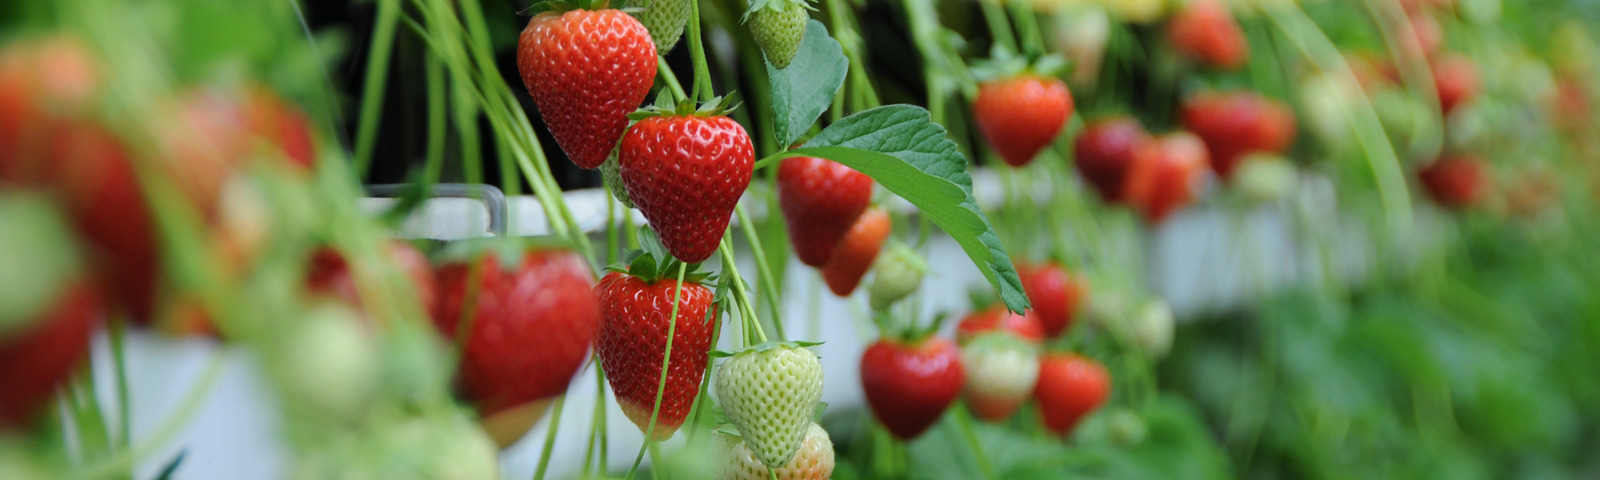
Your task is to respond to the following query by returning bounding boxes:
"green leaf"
[794,105,1030,313]
[768,20,847,148]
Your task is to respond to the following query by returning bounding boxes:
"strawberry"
[745,0,811,69]
[1128,299,1175,358]
[1404,13,1442,59]
[431,246,601,447]
[714,422,835,480]
[594,267,717,440]
[1167,0,1248,69]
[628,0,692,53]
[954,306,1046,345]
[1034,353,1111,437]
[777,156,873,267]
[867,244,927,311]
[1180,91,1296,180]
[1074,116,1150,203]
[0,36,97,178]
[1433,54,1479,115]
[1122,132,1209,224]
[820,207,891,297]
[973,74,1074,167]
[42,124,160,323]
[242,86,317,171]
[517,9,657,169]
[305,241,438,316]
[0,195,101,428]
[961,333,1040,422]
[860,337,964,440]
[619,112,754,263]
[714,343,824,469]
[1017,261,1088,339]
[1417,155,1489,209]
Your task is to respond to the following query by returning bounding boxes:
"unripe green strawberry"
[746,0,810,69]
[629,0,692,53]
[714,343,824,469]
[961,333,1040,422]
[601,148,635,209]
[714,422,835,480]
[867,244,927,311]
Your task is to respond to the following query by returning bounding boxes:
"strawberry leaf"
[768,20,847,148]
[785,105,1032,314]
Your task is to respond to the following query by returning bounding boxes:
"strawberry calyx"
[603,225,713,285]
[871,309,950,345]
[970,49,1071,83]
[522,0,618,15]
[740,0,817,22]
[709,340,823,358]
[626,95,740,122]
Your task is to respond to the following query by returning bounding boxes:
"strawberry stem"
[735,204,787,340]
[581,364,607,478]
[978,1,1017,56]
[531,396,567,480]
[657,56,689,103]
[109,317,132,450]
[73,352,227,479]
[352,0,401,176]
[687,0,714,103]
[626,261,689,479]
[719,238,770,346]
[952,402,1000,480]
[1007,1,1043,58]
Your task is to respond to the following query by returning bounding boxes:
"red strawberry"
[0,282,101,428]
[1167,0,1248,69]
[594,269,716,440]
[1074,116,1150,203]
[620,114,754,263]
[517,9,657,169]
[1433,54,1479,115]
[431,247,601,447]
[859,337,965,440]
[778,156,874,267]
[1180,91,1296,180]
[820,207,891,296]
[1017,262,1088,339]
[954,306,1046,345]
[1034,353,1111,437]
[0,36,97,179]
[243,87,317,171]
[1417,155,1489,209]
[306,241,438,316]
[1122,132,1209,223]
[973,75,1074,167]
[44,124,160,323]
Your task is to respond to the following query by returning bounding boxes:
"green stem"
[626,262,689,479]
[1009,1,1043,56]
[109,318,131,449]
[582,364,606,478]
[352,0,401,177]
[425,50,448,184]
[658,55,689,103]
[71,352,227,480]
[953,405,999,480]
[980,1,1018,54]
[719,238,768,345]
[683,308,721,446]
[531,396,567,480]
[686,0,713,102]
[734,204,786,340]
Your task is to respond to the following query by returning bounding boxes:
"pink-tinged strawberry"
[1433,54,1479,115]
[714,422,834,480]
[0,195,101,428]
[820,207,891,297]
[973,75,1074,167]
[1404,13,1442,59]
[1167,0,1248,70]
[306,241,438,316]
[1034,353,1110,437]
[431,246,601,447]
[518,9,657,169]
[1180,91,1296,180]
[620,110,754,263]
[594,262,717,440]
[860,337,964,440]
[961,333,1040,422]
[0,37,97,179]
[1017,261,1088,339]
[1074,116,1150,203]
[1417,155,1489,209]
[954,306,1046,345]
[1122,132,1209,224]
[778,156,873,267]
[243,87,317,171]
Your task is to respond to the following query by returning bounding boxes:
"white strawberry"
[714,422,835,480]
[713,342,824,469]
[960,332,1040,422]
